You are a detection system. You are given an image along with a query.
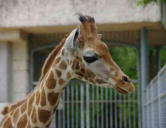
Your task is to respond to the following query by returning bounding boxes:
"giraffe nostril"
[122,76,130,82]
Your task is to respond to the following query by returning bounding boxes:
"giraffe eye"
[83,54,99,63]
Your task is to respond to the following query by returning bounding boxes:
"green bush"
[137,0,166,5]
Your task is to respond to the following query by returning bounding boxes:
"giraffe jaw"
[115,87,128,94]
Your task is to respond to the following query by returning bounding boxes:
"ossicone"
[77,13,95,23]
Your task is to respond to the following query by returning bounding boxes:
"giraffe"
[0,14,135,128]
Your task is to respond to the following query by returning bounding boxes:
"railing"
[144,64,166,128]
[54,80,138,128]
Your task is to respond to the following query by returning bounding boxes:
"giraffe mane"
[1,35,68,116]
[39,35,67,82]
[1,98,27,115]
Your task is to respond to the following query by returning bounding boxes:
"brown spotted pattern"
[55,69,61,77]
[27,94,34,117]
[59,78,65,85]
[70,56,98,84]
[40,88,46,106]
[1,98,27,116]
[48,92,60,106]
[21,103,27,114]
[67,71,72,79]
[46,71,56,89]
[13,109,19,123]
[59,60,67,69]
[26,122,31,128]
[61,49,65,56]
[38,109,51,123]
[36,91,40,105]
[31,107,37,123]
[3,118,13,128]
[17,114,27,128]
[53,57,61,65]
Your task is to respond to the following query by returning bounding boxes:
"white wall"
[0,0,160,27]
[0,42,11,102]
[11,41,29,101]
[0,41,29,122]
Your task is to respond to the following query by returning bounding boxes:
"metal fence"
[30,44,139,128]
[144,64,166,128]
[54,80,138,128]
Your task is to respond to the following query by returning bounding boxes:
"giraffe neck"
[26,48,72,127]
[0,48,73,128]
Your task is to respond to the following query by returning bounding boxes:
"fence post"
[140,27,149,128]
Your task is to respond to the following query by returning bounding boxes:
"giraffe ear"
[65,27,80,51]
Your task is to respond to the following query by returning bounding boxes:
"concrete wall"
[0,0,160,27]
[0,42,11,102]
[0,40,29,121]
[11,41,29,101]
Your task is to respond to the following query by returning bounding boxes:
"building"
[0,0,166,128]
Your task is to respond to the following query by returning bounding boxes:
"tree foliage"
[137,0,166,5]
[160,46,166,67]
[110,47,137,80]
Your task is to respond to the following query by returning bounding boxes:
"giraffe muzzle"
[115,83,135,94]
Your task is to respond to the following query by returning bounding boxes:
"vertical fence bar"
[81,82,84,128]
[128,94,131,128]
[86,83,90,128]
[74,81,76,128]
[147,90,149,128]
[67,85,70,128]
[58,110,61,128]
[119,94,122,128]
[96,87,99,128]
[157,73,161,128]
[71,81,74,128]
[147,89,149,128]
[75,81,79,128]
[124,95,127,128]
[148,86,151,128]
[151,83,154,128]
[92,86,95,128]
[115,91,117,128]
[101,87,104,128]
[105,88,108,128]
[110,89,113,128]
[54,112,57,127]
[63,93,65,128]
[133,89,136,128]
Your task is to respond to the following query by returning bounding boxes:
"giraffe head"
[63,14,135,94]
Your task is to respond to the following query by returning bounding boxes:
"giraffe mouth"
[115,87,128,94]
